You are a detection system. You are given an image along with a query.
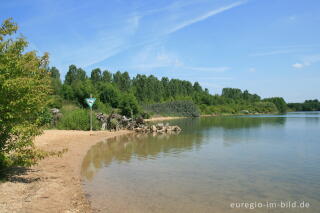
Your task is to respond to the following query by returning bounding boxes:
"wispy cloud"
[292,54,320,69]
[89,0,248,68]
[167,1,247,34]
[183,66,230,72]
[128,43,230,74]
[250,49,297,57]
[249,44,319,57]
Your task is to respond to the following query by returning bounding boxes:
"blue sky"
[1,0,319,102]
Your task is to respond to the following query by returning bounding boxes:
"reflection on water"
[81,112,320,213]
[81,132,203,181]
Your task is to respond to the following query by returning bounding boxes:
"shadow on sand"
[0,167,40,183]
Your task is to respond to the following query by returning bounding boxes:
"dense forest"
[48,65,289,119]
[287,100,320,111]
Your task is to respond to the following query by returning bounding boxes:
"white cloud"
[292,63,304,69]
[292,54,320,69]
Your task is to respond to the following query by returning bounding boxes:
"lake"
[81,112,320,213]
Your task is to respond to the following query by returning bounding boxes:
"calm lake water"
[81,112,320,213]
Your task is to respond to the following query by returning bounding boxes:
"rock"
[172,126,181,131]
[151,125,157,132]
[95,112,182,134]
[156,123,164,130]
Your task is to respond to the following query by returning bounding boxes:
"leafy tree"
[0,19,51,167]
[49,67,62,95]
[71,79,97,107]
[263,97,287,113]
[113,71,131,91]
[64,65,87,85]
[99,83,121,108]
[222,88,242,99]
[119,93,140,117]
[193,82,203,93]
[90,68,102,83]
[102,70,112,82]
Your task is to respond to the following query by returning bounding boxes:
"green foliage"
[140,112,151,119]
[71,79,97,107]
[93,100,112,114]
[90,68,102,83]
[99,82,122,107]
[57,109,99,130]
[102,70,112,82]
[145,100,200,117]
[119,93,140,117]
[0,19,51,167]
[113,71,131,91]
[64,65,87,85]
[199,101,278,115]
[48,95,63,109]
[288,99,320,111]
[263,97,287,113]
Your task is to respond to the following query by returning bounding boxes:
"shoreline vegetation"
[1,18,319,213]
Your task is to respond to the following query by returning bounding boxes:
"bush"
[263,97,287,113]
[140,112,151,119]
[119,93,140,117]
[57,109,100,130]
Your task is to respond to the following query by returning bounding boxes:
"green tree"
[64,65,87,85]
[263,97,287,113]
[113,71,131,91]
[49,67,62,95]
[90,68,102,83]
[119,93,140,117]
[99,83,122,108]
[0,19,51,167]
[102,70,112,82]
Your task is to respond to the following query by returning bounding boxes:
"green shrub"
[140,111,151,119]
[57,109,100,130]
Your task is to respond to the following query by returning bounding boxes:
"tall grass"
[57,109,100,130]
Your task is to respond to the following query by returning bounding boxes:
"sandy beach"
[0,116,184,213]
[0,130,132,213]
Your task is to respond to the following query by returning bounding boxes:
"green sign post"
[85,95,96,131]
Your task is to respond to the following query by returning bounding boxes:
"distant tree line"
[48,65,289,116]
[288,99,320,111]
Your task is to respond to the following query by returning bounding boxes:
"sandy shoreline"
[0,129,132,213]
[145,116,186,122]
[0,116,185,213]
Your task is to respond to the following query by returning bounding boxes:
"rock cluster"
[96,112,181,134]
[134,122,181,133]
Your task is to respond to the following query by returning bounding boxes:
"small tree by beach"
[0,19,52,168]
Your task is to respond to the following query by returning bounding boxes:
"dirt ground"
[0,130,132,213]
